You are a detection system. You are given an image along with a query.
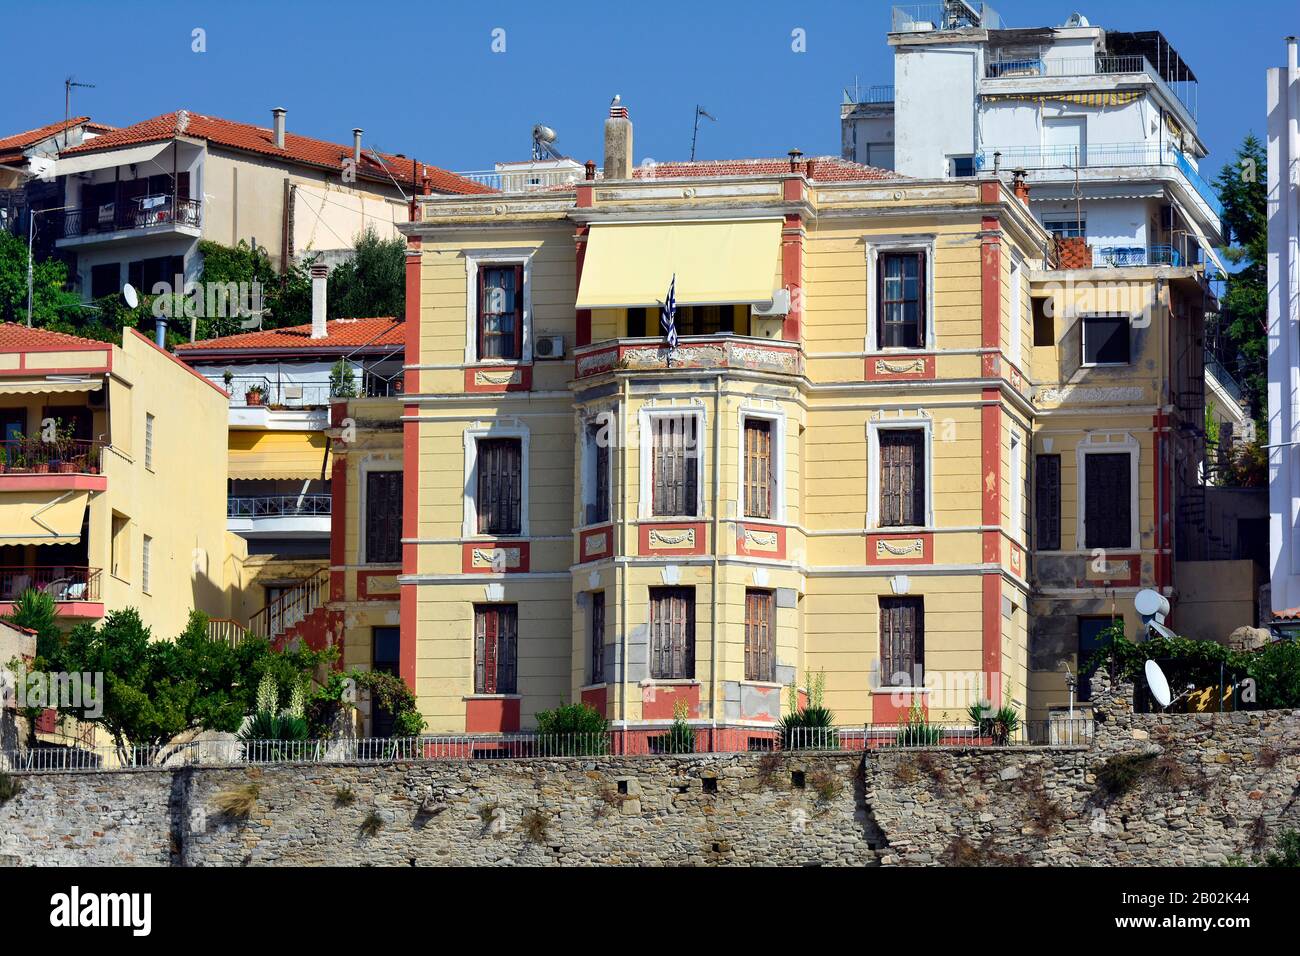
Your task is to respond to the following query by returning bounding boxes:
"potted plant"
[27,435,49,474]
[223,369,234,390]
[0,445,7,474]
[245,383,267,406]
[85,443,101,474]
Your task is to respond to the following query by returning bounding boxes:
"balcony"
[453,164,596,193]
[0,565,103,610]
[842,83,895,106]
[891,3,1002,33]
[983,54,1197,122]
[1092,244,1185,268]
[977,142,1222,221]
[573,336,805,380]
[227,494,332,538]
[55,196,201,247]
[0,439,106,490]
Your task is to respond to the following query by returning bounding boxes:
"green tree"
[3,589,64,748]
[1213,134,1268,426]
[0,231,82,328]
[326,228,405,320]
[194,238,311,339]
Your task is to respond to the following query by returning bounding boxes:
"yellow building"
[328,105,1238,740]
[0,323,239,635]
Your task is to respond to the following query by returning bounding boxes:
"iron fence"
[59,197,200,238]
[227,495,332,518]
[1,720,1094,772]
[0,565,101,602]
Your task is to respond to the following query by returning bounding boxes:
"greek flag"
[659,274,678,349]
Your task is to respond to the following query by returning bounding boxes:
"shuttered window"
[879,596,924,685]
[744,589,775,682]
[877,251,926,349]
[649,587,695,680]
[476,438,522,535]
[588,422,610,524]
[743,418,774,519]
[651,415,699,517]
[365,471,403,563]
[589,591,605,684]
[477,265,524,360]
[879,429,925,527]
[1035,454,1061,550]
[1084,453,1132,549]
[474,604,518,694]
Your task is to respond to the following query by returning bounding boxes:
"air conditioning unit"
[752,289,791,316]
[534,334,565,359]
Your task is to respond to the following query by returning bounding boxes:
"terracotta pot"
[246,392,265,406]
[34,463,49,474]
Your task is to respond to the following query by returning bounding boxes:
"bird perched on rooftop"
[611,94,621,106]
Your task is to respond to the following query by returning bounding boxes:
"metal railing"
[227,494,332,519]
[1092,244,1183,268]
[227,374,333,409]
[0,565,101,602]
[0,438,104,474]
[205,618,248,647]
[453,166,594,193]
[0,719,1096,772]
[1205,356,1245,406]
[983,53,1198,121]
[977,142,1222,218]
[891,3,1001,33]
[843,82,896,105]
[58,196,201,239]
[247,569,329,641]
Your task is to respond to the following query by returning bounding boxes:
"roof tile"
[175,317,403,354]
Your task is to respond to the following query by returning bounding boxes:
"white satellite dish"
[1144,659,1172,708]
[122,283,138,309]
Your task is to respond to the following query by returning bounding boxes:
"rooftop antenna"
[690,105,716,162]
[64,76,95,147]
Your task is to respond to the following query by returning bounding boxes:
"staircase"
[209,570,339,654]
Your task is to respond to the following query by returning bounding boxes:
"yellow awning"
[983,91,1145,107]
[228,430,331,480]
[0,378,104,395]
[575,219,783,309]
[0,490,90,546]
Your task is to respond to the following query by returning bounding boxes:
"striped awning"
[983,91,1145,107]
[0,490,90,546]
[0,377,104,395]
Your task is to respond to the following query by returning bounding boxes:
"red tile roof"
[175,317,404,356]
[0,117,114,167]
[61,111,493,195]
[0,322,113,353]
[631,156,898,182]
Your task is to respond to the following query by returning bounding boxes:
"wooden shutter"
[745,589,775,682]
[652,416,698,517]
[1084,453,1131,549]
[1035,454,1061,550]
[650,587,695,679]
[590,424,610,524]
[879,429,924,527]
[477,438,522,534]
[879,596,924,684]
[590,592,605,683]
[475,605,518,695]
[744,419,773,518]
[365,471,403,563]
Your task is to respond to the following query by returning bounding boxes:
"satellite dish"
[122,283,138,309]
[1144,659,1172,708]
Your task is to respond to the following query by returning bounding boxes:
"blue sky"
[0,0,1293,178]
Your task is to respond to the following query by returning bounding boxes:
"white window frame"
[141,534,152,594]
[144,412,155,471]
[1076,433,1140,551]
[737,406,786,523]
[580,411,614,528]
[358,463,404,565]
[1008,251,1023,368]
[864,234,937,352]
[867,417,933,530]
[463,424,530,538]
[464,248,536,365]
[1009,430,1026,545]
[1080,313,1133,368]
[638,405,707,521]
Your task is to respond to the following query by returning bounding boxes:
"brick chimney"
[272,107,286,149]
[1011,168,1030,205]
[310,263,328,339]
[603,97,633,180]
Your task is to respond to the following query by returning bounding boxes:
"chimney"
[272,107,286,149]
[603,98,633,180]
[352,127,363,165]
[1288,36,1298,71]
[1011,168,1030,205]
[310,263,328,339]
[787,147,803,172]
[584,159,597,181]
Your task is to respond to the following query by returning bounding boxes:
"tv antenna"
[64,76,96,147]
[690,105,716,162]
[532,124,562,161]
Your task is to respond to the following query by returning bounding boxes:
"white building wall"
[1267,44,1300,613]
[893,43,981,178]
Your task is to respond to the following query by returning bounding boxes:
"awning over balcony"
[228,430,331,480]
[0,490,90,546]
[575,218,783,309]
[0,377,104,395]
[56,141,171,176]
[982,91,1145,107]
[1172,197,1226,274]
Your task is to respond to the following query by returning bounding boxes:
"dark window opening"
[90,263,120,299]
[1082,313,1131,365]
[1084,453,1132,549]
[370,627,401,737]
[476,438,522,535]
[1076,617,1119,702]
[365,471,403,563]
[589,591,605,684]
[1032,298,1054,347]
[477,264,524,360]
[877,251,926,349]
[1034,454,1062,551]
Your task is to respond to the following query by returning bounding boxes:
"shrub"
[350,669,426,737]
[779,705,839,750]
[895,699,942,746]
[533,703,609,755]
[213,782,260,820]
[1265,829,1300,867]
[1095,752,1157,798]
[334,787,356,807]
[808,768,843,803]
[651,700,697,754]
[521,809,551,844]
[967,699,1021,745]
[359,811,384,837]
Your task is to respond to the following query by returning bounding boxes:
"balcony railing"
[983,53,1198,122]
[227,495,332,519]
[58,196,201,239]
[453,166,595,192]
[227,373,397,409]
[977,142,1222,218]
[892,3,1002,33]
[843,82,895,105]
[0,439,104,475]
[574,336,805,380]
[1092,244,1184,268]
[0,566,102,603]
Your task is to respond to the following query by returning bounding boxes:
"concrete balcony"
[0,565,104,618]
[53,197,201,250]
[573,336,805,380]
[227,494,331,538]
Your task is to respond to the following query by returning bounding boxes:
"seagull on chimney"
[611,94,621,106]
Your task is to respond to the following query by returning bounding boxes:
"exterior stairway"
[209,569,341,656]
